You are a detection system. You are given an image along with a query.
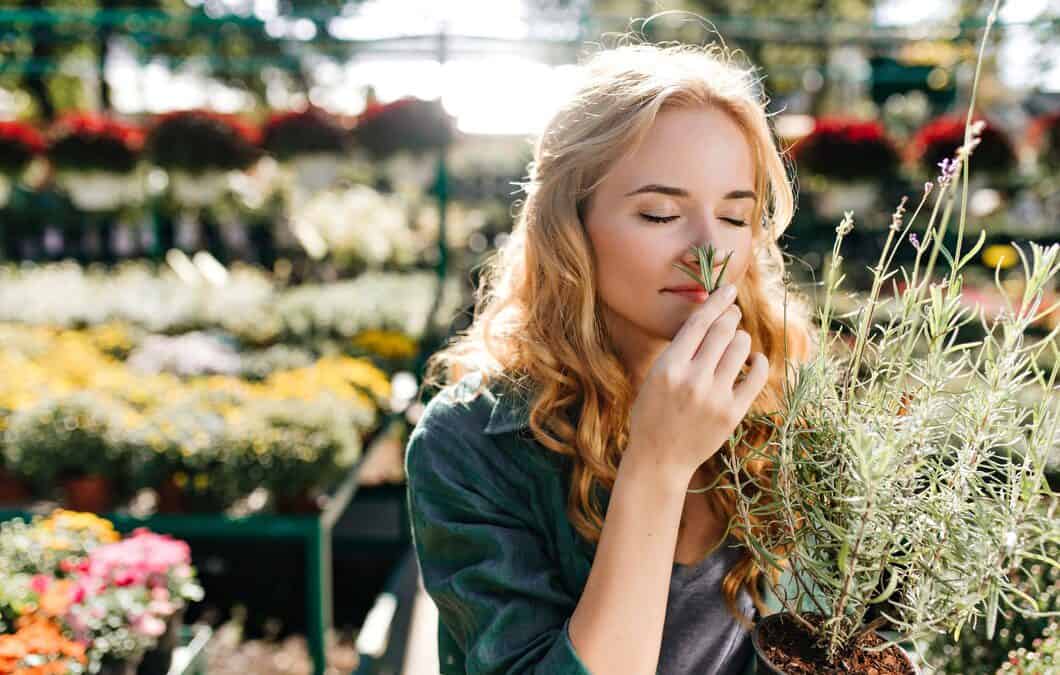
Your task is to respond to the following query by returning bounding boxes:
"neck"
[602,309,669,397]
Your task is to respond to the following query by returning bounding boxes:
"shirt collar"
[482,374,535,435]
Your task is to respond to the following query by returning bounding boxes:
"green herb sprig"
[671,244,734,292]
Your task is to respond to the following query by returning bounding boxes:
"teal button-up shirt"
[405,371,818,674]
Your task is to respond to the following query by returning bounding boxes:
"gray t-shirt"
[658,534,755,675]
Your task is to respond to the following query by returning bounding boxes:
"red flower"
[790,117,899,181]
[1027,109,1060,168]
[47,113,144,173]
[50,113,144,152]
[909,113,1015,175]
[0,121,45,173]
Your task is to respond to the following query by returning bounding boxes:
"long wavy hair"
[422,40,815,623]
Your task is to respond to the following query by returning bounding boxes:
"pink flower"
[30,574,51,594]
[81,530,192,590]
[132,613,167,638]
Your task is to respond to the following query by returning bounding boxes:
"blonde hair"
[423,40,815,625]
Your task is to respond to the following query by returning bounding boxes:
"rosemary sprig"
[671,244,734,292]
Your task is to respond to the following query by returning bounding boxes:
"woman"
[406,40,816,675]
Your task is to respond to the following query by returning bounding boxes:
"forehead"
[606,106,755,196]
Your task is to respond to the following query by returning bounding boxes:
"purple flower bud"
[909,233,920,249]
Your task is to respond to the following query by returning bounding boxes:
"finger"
[715,329,752,388]
[691,304,741,370]
[665,284,739,364]
[733,352,769,409]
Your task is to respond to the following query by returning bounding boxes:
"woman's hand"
[627,283,770,485]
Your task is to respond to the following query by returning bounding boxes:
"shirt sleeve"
[405,419,592,675]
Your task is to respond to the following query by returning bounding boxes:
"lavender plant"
[722,0,1060,666]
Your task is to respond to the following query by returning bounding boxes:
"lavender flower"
[909,232,920,250]
[937,157,959,186]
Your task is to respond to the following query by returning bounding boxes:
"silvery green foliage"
[725,6,1060,660]
[729,168,1060,662]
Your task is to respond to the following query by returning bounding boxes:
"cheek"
[589,219,659,284]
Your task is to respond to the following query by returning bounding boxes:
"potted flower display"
[910,113,1016,184]
[0,120,45,260]
[48,113,144,213]
[0,120,44,209]
[224,397,361,514]
[3,393,133,512]
[71,528,203,674]
[48,112,145,263]
[146,110,261,260]
[0,512,203,675]
[791,117,899,219]
[262,106,351,192]
[354,96,454,199]
[717,11,1060,672]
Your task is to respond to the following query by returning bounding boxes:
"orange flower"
[37,580,75,618]
[0,615,86,674]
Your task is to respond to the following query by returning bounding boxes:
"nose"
[681,228,728,271]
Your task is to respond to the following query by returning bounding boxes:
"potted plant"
[225,397,361,514]
[715,24,1060,675]
[146,109,261,260]
[0,120,45,259]
[48,112,145,263]
[909,113,1016,186]
[262,106,351,192]
[792,116,900,219]
[0,120,44,208]
[3,393,133,512]
[77,528,203,675]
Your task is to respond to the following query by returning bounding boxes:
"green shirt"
[405,371,817,675]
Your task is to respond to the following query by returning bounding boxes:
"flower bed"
[0,322,392,514]
[0,510,203,674]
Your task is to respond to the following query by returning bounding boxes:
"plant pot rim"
[751,612,919,675]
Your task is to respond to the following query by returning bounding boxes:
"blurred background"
[0,1,1057,674]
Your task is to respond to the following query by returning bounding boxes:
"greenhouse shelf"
[0,467,361,675]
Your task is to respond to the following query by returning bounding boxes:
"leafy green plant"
[724,1,1060,668]
[3,393,134,492]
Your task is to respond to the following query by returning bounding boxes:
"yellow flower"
[982,244,1018,270]
[41,509,119,543]
[351,329,418,360]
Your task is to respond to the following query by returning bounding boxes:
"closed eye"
[640,213,679,223]
[722,217,748,226]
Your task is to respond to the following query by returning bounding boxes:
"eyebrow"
[624,184,757,201]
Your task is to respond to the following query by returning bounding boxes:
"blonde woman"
[406,41,817,675]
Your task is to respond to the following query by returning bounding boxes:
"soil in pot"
[62,474,114,513]
[753,613,915,675]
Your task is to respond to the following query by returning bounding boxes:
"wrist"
[619,442,694,496]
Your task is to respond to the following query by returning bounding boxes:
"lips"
[661,285,707,293]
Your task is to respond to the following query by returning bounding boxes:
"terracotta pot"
[156,475,186,514]
[751,612,918,675]
[0,468,30,505]
[276,490,320,514]
[62,474,113,513]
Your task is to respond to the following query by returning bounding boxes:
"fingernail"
[724,284,738,299]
